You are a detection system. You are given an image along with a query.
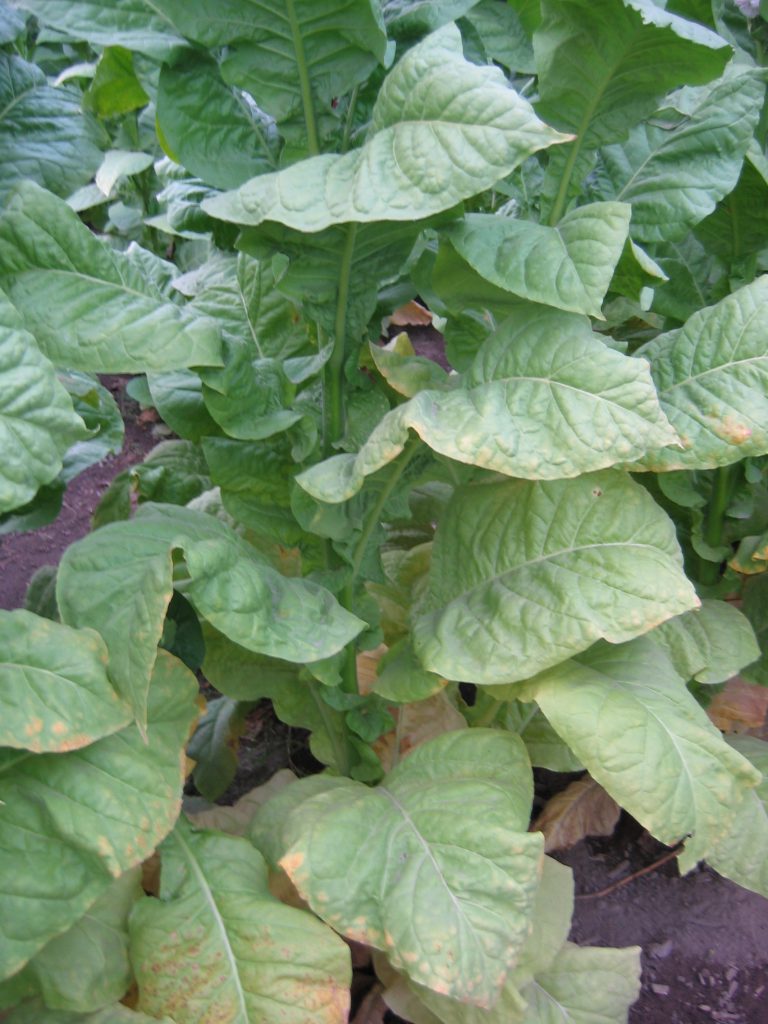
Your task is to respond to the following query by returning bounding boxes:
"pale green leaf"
[130,822,351,1024]
[299,311,677,501]
[446,204,631,317]
[95,150,154,197]
[649,599,760,683]
[203,25,569,231]
[383,0,480,36]
[503,704,583,773]
[0,610,130,753]
[463,0,535,74]
[58,372,124,483]
[633,277,768,470]
[0,54,103,204]
[16,869,140,1013]
[146,370,220,443]
[57,503,363,728]
[0,182,222,374]
[412,472,698,686]
[262,730,543,1006]
[0,1,25,43]
[518,639,761,871]
[370,337,451,398]
[2,1001,174,1023]
[706,736,768,898]
[14,0,184,53]
[0,651,197,978]
[600,70,766,243]
[86,46,149,117]
[0,289,86,514]
[695,146,768,263]
[521,942,641,1024]
[188,696,246,802]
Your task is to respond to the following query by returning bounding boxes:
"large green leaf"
[520,942,641,1024]
[0,651,197,979]
[298,310,677,501]
[130,821,351,1024]
[0,289,86,514]
[598,70,765,243]
[706,736,768,898]
[0,183,222,374]
[412,472,698,686]
[0,1,25,43]
[695,146,768,263]
[0,610,130,753]
[535,0,729,147]
[57,503,363,728]
[445,204,631,317]
[157,53,279,190]
[0,54,103,204]
[5,869,140,1014]
[15,0,184,53]
[517,639,761,871]
[203,25,569,231]
[2,1004,174,1024]
[633,277,768,471]
[649,599,760,683]
[145,370,220,443]
[254,729,543,1007]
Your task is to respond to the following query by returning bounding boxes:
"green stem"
[308,680,350,776]
[286,0,320,156]
[473,697,504,729]
[548,138,582,226]
[698,465,735,586]
[340,85,360,154]
[322,223,358,456]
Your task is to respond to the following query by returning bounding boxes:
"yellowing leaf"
[532,776,621,853]
[188,769,297,836]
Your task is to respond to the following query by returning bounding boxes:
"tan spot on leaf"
[51,721,68,735]
[279,850,305,880]
[25,717,43,737]
[717,417,752,445]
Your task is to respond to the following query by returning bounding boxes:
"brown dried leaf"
[373,692,466,773]
[187,768,297,836]
[386,300,433,328]
[708,676,768,733]
[532,775,620,853]
[357,644,388,696]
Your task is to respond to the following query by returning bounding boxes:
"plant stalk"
[322,223,358,458]
[286,0,320,156]
[308,679,351,777]
[698,465,735,586]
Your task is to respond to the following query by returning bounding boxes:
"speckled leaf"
[411,472,697,686]
[599,70,766,243]
[0,54,103,204]
[0,610,130,753]
[0,182,221,374]
[521,942,641,1024]
[130,822,351,1024]
[0,290,87,513]
[262,730,543,1006]
[0,651,197,979]
[57,504,363,728]
[518,639,761,872]
[446,204,631,317]
[706,736,768,898]
[649,600,760,684]
[633,278,768,470]
[203,25,569,231]
[297,310,677,502]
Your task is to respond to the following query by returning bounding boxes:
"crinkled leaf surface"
[521,941,641,1024]
[0,651,197,978]
[56,503,363,728]
[649,599,760,683]
[0,610,130,753]
[15,0,184,52]
[298,310,677,502]
[203,25,569,230]
[0,54,103,204]
[445,204,631,317]
[0,182,221,373]
[261,730,543,1007]
[706,736,768,898]
[518,639,761,871]
[599,70,765,243]
[130,822,351,1024]
[411,472,697,686]
[0,289,86,514]
[633,277,768,470]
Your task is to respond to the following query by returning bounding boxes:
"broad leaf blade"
[412,472,698,685]
[15,0,184,52]
[634,277,768,470]
[519,639,761,871]
[649,600,760,683]
[298,309,677,501]
[0,651,197,978]
[0,183,222,374]
[0,610,130,753]
[446,204,631,317]
[264,730,543,1006]
[130,823,351,1024]
[204,25,569,230]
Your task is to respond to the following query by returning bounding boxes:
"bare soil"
[2,372,767,1023]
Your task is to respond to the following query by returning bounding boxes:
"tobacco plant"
[1,0,768,1021]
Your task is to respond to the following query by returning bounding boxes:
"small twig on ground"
[575,843,684,900]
